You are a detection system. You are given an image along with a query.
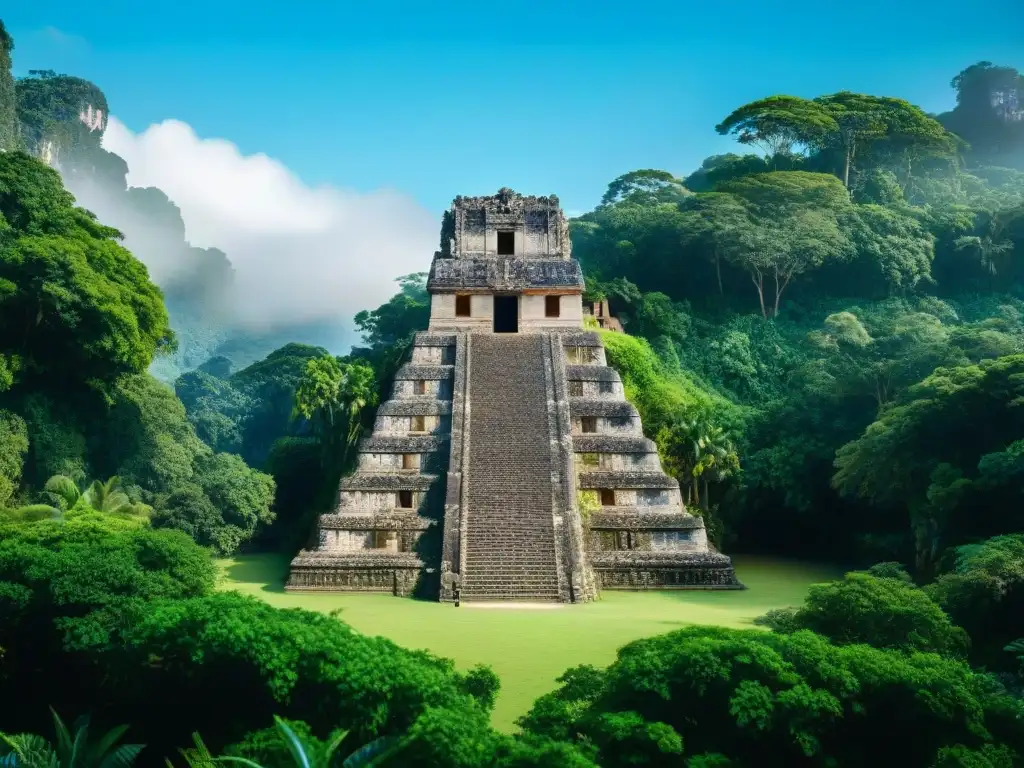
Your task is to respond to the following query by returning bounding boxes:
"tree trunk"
[714,252,723,296]
[771,268,793,319]
[751,270,767,319]
[692,475,700,508]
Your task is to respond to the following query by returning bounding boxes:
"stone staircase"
[461,334,561,601]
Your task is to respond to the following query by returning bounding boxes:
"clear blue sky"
[4,0,1022,215]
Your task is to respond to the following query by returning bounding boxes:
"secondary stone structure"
[287,188,741,600]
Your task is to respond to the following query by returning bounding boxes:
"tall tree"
[814,92,958,189]
[715,95,837,159]
[599,170,689,207]
[293,355,378,470]
[717,172,854,317]
[679,192,750,295]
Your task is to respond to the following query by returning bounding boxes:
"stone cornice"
[413,332,458,346]
[572,435,655,453]
[565,365,621,382]
[578,471,679,490]
[427,257,583,292]
[319,513,436,531]
[559,331,604,347]
[587,511,703,530]
[377,399,453,416]
[394,364,454,380]
[358,435,446,453]
[290,551,425,569]
[570,399,638,419]
[589,551,735,568]
[340,473,438,491]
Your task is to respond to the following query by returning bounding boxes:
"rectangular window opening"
[545,295,561,318]
[581,453,599,467]
[599,380,614,395]
[413,379,426,395]
[410,415,426,433]
[402,453,416,470]
[397,490,413,509]
[600,489,616,506]
[455,294,471,317]
[497,230,515,255]
[581,416,597,434]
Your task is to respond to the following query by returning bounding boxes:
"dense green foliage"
[756,570,970,656]
[520,625,1023,767]
[0,152,173,391]
[0,152,272,554]
[573,65,1024,564]
[3,18,1024,764]
[927,535,1024,675]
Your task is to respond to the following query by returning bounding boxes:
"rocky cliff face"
[0,21,16,151]
[15,70,108,167]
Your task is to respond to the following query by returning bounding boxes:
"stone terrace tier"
[287,331,461,597]
[562,334,742,591]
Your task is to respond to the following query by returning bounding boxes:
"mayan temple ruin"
[287,189,740,601]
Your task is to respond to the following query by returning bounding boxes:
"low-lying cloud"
[99,117,437,335]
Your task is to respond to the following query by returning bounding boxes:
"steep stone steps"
[461,334,560,601]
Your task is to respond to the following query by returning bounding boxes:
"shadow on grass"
[223,553,290,594]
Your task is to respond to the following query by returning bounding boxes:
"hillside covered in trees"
[3,14,1024,765]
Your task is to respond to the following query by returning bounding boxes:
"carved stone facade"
[288,190,741,599]
[287,333,457,596]
[428,189,584,333]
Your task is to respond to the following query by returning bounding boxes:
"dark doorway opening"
[493,295,518,333]
[497,230,515,255]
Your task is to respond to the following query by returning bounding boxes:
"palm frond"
[271,718,310,768]
[213,757,264,768]
[1004,639,1024,655]
[88,726,130,765]
[177,734,216,768]
[43,475,81,508]
[96,743,144,768]
[341,736,401,768]
[0,733,58,768]
[319,729,351,767]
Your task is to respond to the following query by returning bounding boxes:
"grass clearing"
[217,553,840,731]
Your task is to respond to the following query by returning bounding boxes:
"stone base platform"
[286,552,424,596]
[590,552,745,590]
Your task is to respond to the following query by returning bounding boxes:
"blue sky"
[4,0,1022,216]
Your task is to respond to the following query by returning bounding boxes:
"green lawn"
[217,554,841,731]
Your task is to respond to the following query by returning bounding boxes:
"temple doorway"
[493,295,518,333]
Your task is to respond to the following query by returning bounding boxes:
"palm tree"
[43,475,152,521]
[174,718,400,768]
[0,708,143,768]
[293,357,379,472]
[43,475,82,509]
[656,418,739,510]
